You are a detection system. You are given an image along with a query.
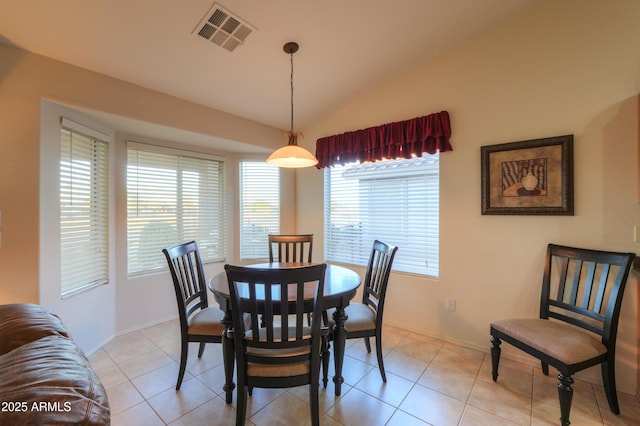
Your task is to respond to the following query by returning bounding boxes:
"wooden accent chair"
[268,234,314,263]
[225,263,328,426]
[163,241,225,390]
[490,244,635,426]
[327,240,398,382]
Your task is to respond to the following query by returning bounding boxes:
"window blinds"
[60,124,109,297]
[324,154,439,277]
[239,161,280,260]
[127,143,226,276]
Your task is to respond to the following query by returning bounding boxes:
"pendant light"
[266,42,318,168]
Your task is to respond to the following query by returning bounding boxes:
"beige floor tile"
[168,395,237,426]
[184,342,224,375]
[479,357,533,398]
[132,361,186,399]
[102,331,159,365]
[106,380,145,415]
[111,401,164,426]
[467,379,532,425]
[393,333,444,363]
[243,387,288,417]
[248,391,338,426]
[417,361,478,402]
[332,353,375,387]
[593,385,640,426]
[354,369,414,407]
[195,362,228,396]
[399,383,466,426]
[118,347,175,379]
[459,405,520,425]
[88,348,129,389]
[327,387,396,426]
[147,376,216,424]
[385,409,431,425]
[382,350,429,382]
[531,399,603,426]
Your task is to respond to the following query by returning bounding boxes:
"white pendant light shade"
[267,143,318,168]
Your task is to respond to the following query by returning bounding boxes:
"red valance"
[315,111,452,168]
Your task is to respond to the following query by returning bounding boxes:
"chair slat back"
[225,264,327,363]
[268,234,313,263]
[362,240,398,315]
[163,241,208,330]
[541,244,634,341]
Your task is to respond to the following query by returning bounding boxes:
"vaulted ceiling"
[0,0,535,131]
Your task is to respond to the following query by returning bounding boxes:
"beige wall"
[0,42,289,350]
[298,0,640,394]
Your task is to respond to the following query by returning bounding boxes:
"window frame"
[59,118,111,298]
[126,141,227,277]
[239,161,280,260]
[323,154,440,277]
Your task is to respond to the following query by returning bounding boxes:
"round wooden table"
[209,262,360,402]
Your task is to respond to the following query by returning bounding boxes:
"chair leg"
[557,373,574,426]
[310,375,320,426]
[541,361,549,375]
[375,331,386,382]
[490,335,501,381]
[321,337,330,388]
[176,338,189,390]
[197,341,206,358]
[236,385,248,426]
[601,360,620,414]
[364,336,372,353]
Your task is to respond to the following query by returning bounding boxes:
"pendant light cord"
[290,50,294,133]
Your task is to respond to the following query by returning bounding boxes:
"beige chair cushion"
[245,339,312,377]
[327,303,376,332]
[490,318,607,366]
[188,306,225,335]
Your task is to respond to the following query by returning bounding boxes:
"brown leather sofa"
[0,303,110,425]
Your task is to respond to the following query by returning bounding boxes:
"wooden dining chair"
[162,241,225,390]
[326,240,398,382]
[490,244,635,426]
[225,263,328,426]
[268,234,313,263]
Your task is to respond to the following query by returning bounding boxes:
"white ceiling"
[0,0,535,133]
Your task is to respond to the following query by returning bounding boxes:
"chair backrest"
[362,240,398,321]
[162,241,209,333]
[225,263,327,382]
[268,234,314,263]
[541,244,635,348]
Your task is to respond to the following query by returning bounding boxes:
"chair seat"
[491,318,607,366]
[328,302,376,332]
[188,306,225,335]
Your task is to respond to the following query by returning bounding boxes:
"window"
[127,143,226,276]
[60,120,109,297]
[324,154,439,277]
[239,161,280,259]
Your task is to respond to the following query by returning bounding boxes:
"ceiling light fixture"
[266,42,318,168]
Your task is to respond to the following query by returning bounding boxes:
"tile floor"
[89,320,640,425]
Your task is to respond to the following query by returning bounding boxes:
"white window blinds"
[324,154,439,277]
[127,143,226,276]
[60,122,109,297]
[239,162,280,259]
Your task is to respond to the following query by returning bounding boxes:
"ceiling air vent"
[193,3,255,52]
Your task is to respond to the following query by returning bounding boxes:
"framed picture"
[481,135,574,215]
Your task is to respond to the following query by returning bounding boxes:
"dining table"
[209,262,361,403]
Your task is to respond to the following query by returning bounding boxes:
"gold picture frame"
[481,135,574,215]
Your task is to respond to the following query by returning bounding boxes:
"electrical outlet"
[446,299,456,312]
[635,225,640,242]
